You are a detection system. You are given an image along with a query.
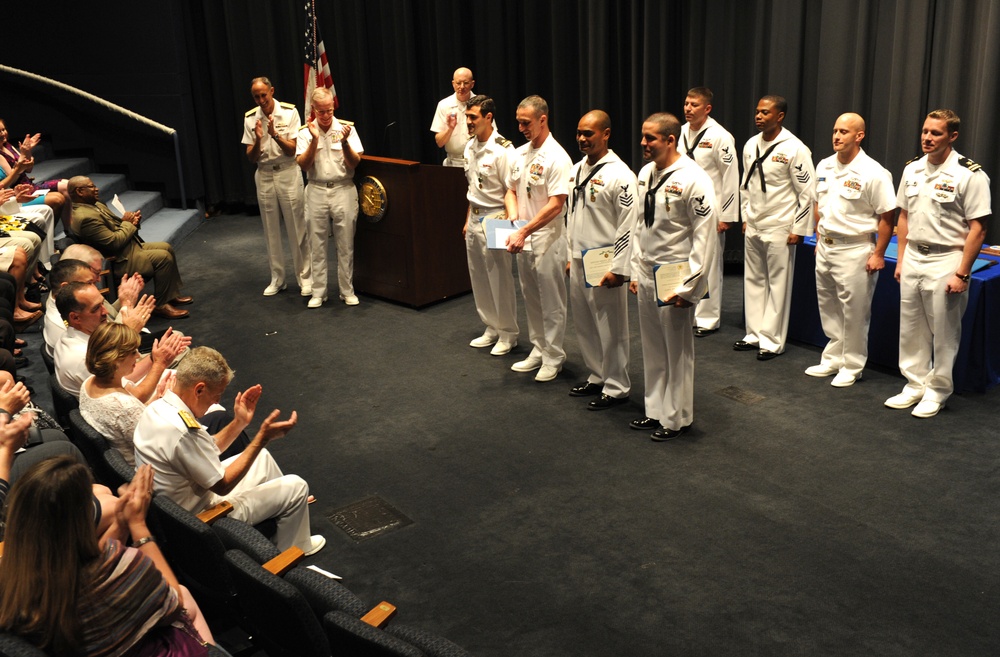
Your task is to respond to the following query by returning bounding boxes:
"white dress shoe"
[884,392,922,409]
[303,535,327,556]
[307,296,327,309]
[490,340,516,356]
[911,399,943,418]
[510,356,542,373]
[263,282,286,296]
[340,294,360,306]
[300,286,313,297]
[831,371,860,387]
[534,365,561,382]
[805,364,838,377]
[469,333,498,348]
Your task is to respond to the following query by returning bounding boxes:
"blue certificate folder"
[485,218,528,250]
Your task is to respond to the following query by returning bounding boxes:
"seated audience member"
[0,411,35,503]
[54,281,168,399]
[134,346,325,555]
[0,272,19,372]
[68,175,192,319]
[1,186,57,267]
[80,323,186,467]
[43,253,146,358]
[0,120,67,217]
[0,456,215,655]
[0,378,86,484]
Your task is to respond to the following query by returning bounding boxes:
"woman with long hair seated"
[0,456,214,655]
[80,322,187,466]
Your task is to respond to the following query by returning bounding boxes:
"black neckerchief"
[742,139,783,192]
[572,162,608,212]
[683,126,709,156]
[644,167,675,228]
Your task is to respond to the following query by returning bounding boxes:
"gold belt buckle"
[823,237,834,245]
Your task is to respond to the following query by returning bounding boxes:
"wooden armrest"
[361,601,397,628]
[196,500,233,524]
[262,546,304,575]
[0,541,4,558]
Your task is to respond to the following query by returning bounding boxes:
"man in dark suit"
[67,176,191,319]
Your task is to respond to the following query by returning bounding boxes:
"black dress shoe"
[588,394,629,411]
[569,382,602,397]
[651,424,691,442]
[733,340,758,351]
[756,350,781,361]
[629,416,659,430]
[694,327,718,337]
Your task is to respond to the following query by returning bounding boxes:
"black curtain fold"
[174,0,998,214]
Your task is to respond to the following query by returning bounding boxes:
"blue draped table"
[788,235,1000,393]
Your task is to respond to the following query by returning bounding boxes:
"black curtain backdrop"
[179,0,999,221]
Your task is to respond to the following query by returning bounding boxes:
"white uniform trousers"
[742,229,796,353]
[518,238,568,367]
[637,269,695,430]
[466,213,518,343]
[569,257,630,397]
[254,163,311,289]
[305,181,358,299]
[694,230,726,330]
[219,448,312,553]
[898,249,968,403]
[15,204,55,266]
[815,240,877,377]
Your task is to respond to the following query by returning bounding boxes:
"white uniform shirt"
[816,148,895,236]
[134,390,225,513]
[430,93,473,159]
[896,150,991,248]
[740,128,816,234]
[679,117,739,223]
[506,134,573,255]
[53,326,90,398]
[566,150,638,276]
[241,101,301,167]
[295,118,364,183]
[632,157,718,301]
[464,132,514,209]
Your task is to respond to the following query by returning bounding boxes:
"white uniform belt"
[817,232,873,246]
[908,241,963,255]
[470,205,504,217]
[445,156,467,166]
[309,180,354,188]
[258,160,296,172]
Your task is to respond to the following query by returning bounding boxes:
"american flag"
[304,0,337,120]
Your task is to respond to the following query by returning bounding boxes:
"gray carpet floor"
[24,213,1000,656]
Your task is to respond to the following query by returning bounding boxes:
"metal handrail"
[0,64,188,209]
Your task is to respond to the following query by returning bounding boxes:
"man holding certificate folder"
[503,96,573,383]
[565,110,638,409]
[629,113,717,441]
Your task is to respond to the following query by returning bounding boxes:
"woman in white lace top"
[79,322,189,466]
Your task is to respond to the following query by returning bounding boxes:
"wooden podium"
[354,155,471,307]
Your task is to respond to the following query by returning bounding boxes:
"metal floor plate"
[328,495,413,541]
[715,385,765,405]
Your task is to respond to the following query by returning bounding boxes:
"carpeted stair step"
[29,157,92,183]
[137,207,203,245]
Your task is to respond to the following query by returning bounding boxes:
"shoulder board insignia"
[496,136,513,148]
[245,107,258,117]
[178,409,201,430]
[279,101,296,109]
[299,125,309,131]
[958,157,982,172]
[905,154,923,165]
[338,119,355,126]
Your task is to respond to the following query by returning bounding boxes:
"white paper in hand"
[111,194,127,216]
